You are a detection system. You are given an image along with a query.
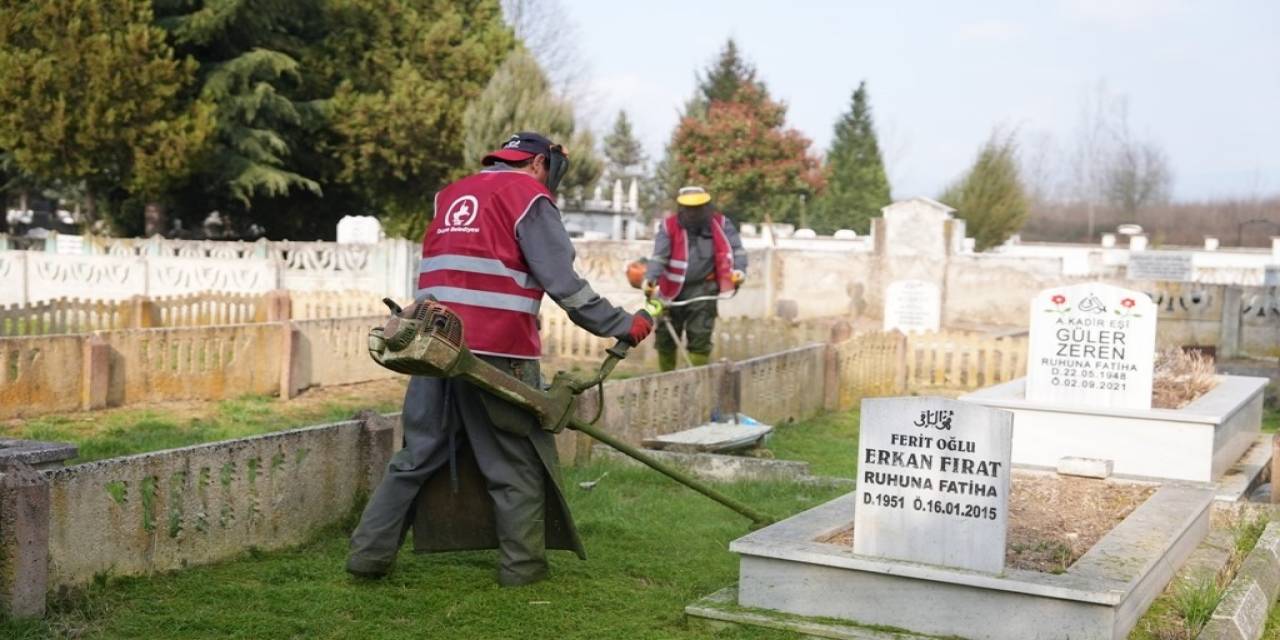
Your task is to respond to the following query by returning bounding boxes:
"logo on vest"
[439,195,481,234]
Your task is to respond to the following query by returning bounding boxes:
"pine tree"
[0,0,213,233]
[940,131,1029,251]
[813,81,891,233]
[602,110,646,182]
[697,39,758,104]
[461,47,603,204]
[156,0,323,215]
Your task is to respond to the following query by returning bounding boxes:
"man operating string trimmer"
[641,186,748,371]
[347,132,660,586]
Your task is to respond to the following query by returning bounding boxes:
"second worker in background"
[645,186,747,371]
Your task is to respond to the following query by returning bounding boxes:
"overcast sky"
[561,0,1279,202]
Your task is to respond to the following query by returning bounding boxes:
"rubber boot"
[688,352,711,367]
[658,349,677,372]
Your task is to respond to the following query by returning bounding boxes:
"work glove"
[731,270,746,288]
[626,309,656,345]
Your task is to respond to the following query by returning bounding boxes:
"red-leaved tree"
[671,84,822,224]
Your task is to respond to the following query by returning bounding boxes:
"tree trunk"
[18,188,28,214]
[144,201,167,238]
[82,191,97,231]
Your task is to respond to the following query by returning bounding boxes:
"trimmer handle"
[606,339,631,360]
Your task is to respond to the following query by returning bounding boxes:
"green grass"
[8,392,404,464]
[766,410,860,479]
[1263,404,1280,433]
[0,461,844,640]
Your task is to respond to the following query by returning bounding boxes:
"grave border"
[723,478,1213,639]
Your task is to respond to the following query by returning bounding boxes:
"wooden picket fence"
[0,291,274,336]
[830,330,1029,408]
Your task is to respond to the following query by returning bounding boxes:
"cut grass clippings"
[1,378,408,464]
[0,461,842,640]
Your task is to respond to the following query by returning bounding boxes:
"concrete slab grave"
[708,479,1213,640]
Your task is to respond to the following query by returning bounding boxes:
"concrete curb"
[590,445,814,483]
[1199,521,1280,640]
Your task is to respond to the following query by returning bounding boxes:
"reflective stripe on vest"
[419,255,540,290]
[416,286,542,315]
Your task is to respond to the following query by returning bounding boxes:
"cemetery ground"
[1,382,1278,638]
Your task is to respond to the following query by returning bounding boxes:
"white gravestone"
[1127,251,1193,282]
[883,280,941,333]
[336,215,384,244]
[854,397,1013,574]
[1025,283,1156,410]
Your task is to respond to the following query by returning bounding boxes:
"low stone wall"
[737,346,827,425]
[0,414,394,615]
[100,323,283,406]
[291,316,397,390]
[0,335,84,416]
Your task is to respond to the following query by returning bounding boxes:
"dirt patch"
[819,472,1156,573]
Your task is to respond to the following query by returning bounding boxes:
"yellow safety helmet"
[675,186,712,207]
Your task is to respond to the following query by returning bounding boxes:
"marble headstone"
[336,215,384,244]
[1025,283,1157,410]
[854,397,1013,574]
[883,280,941,334]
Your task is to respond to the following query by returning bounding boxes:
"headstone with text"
[854,397,1013,574]
[1025,283,1157,410]
[1127,251,1193,282]
[883,280,941,334]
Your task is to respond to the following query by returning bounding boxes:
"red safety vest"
[417,171,549,359]
[655,212,734,302]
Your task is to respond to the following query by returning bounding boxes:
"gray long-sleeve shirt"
[516,198,634,340]
[645,215,748,299]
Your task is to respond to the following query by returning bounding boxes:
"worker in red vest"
[347,132,657,586]
[644,186,747,371]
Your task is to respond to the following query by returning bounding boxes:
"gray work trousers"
[347,358,550,586]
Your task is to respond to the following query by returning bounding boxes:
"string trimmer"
[625,257,738,368]
[367,298,774,529]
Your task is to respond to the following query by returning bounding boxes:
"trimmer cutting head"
[368,298,470,377]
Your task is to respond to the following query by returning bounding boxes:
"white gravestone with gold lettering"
[854,397,1013,574]
[1025,283,1156,410]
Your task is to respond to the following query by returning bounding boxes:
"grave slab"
[725,480,1213,640]
[962,375,1267,483]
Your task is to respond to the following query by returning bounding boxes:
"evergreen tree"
[602,110,645,183]
[317,0,514,238]
[939,131,1029,251]
[156,0,322,218]
[0,0,213,232]
[697,38,757,104]
[461,47,603,204]
[812,81,891,233]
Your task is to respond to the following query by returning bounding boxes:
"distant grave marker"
[337,215,384,244]
[1025,283,1156,410]
[854,397,1013,574]
[1127,252,1193,282]
[883,280,941,334]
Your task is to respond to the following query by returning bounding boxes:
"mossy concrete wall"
[42,416,391,589]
